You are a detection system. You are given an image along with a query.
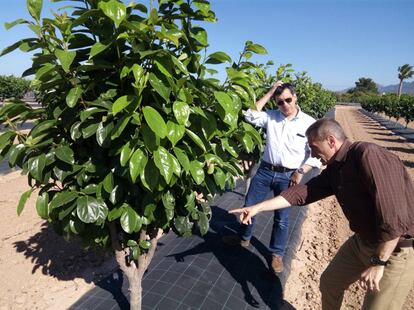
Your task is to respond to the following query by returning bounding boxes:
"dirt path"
[284,105,414,309]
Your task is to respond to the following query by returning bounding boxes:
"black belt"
[261,161,296,173]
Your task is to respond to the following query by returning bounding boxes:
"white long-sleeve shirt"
[243,108,321,169]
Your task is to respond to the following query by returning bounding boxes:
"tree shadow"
[373,137,408,144]
[167,206,295,310]
[386,146,414,154]
[12,222,129,307]
[402,160,414,169]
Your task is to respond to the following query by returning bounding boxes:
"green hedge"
[360,93,414,126]
[0,75,31,100]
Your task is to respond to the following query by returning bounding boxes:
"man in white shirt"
[223,81,320,274]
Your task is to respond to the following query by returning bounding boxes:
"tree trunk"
[127,272,143,310]
[398,79,403,97]
[109,222,160,310]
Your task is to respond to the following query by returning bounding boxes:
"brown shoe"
[271,255,284,273]
[222,234,250,247]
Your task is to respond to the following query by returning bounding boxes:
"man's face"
[275,89,298,117]
[308,135,336,165]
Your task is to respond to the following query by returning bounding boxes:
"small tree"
[0,0,271,309]
[397,64,414,97]
[0,75,31,100]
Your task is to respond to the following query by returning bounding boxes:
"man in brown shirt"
[230,118,414,310]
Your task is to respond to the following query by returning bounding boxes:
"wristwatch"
[370,255,388,266]
[296,167,305,175]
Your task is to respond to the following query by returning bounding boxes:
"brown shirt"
[281,140,414,243]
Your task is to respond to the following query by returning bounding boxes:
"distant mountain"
[338,81,414,95]
[378,81,414,95]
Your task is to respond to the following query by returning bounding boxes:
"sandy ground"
[284,105,414,309]
[0,171,115,310]
[0,105,413,309]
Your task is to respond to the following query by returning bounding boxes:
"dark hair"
[305,118,346,142]
[273,83,296,98]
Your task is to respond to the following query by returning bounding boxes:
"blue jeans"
[240,162,293,257]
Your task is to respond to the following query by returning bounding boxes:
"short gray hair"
[306,118,346,142]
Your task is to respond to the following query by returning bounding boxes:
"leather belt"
[261,161,296,173]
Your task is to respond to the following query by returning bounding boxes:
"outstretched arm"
[229,195,291,224]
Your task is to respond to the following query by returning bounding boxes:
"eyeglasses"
[276,97,293,106]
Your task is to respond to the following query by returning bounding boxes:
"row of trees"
[360,93,414,127]
[0,75,31,101]
[0,0,335,309]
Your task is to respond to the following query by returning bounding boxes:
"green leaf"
[214,91,232,112]
[55,145,75,164]
[76,196,108,224]
[173,101,190,125]
[214,167,226,190]
[35,192,49,219]
[166,121,185,146]
[50,191,78,209]
[120,207,141,233]
[142,106,167,138]
[171,55,188,75]
[186,129,206,152]
[140,159,159,192]
[191,27,207,46]
[8,144,25,167]
[112,95,134,116]
[120,142,132,167]
[96,122,114,147]
[27,0,43,21]
[66,86,82,107]
[154,59,172,79]
[221,138,239,158]
[129,149,147,182]
[55,49,76,73]
[17,188,33,216]
[141,124,159,151]
[70,122,82,140]
[246,43,268,55]
[5,19,29,30]
[0,131,16,151]
[170,154,181,176]
[28,154,46,181]
[111,115,131,140]
[31,120,57,138]
[189,160,205,185]
[108,204,126,221]
[173,147,190,172]
[198,211,209,235]
[139,240,151,250]
[69,219,85,234]
[99,0,126,28]
[103,172,114,193]
[174,216,193,237]
[242,133,254,153]
[205,51,232,64]
[90,42,110,58]
[148,73,170,102]
[154,146,173,184]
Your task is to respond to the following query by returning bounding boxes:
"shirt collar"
[332,139,352,163]
[279,105,301,121]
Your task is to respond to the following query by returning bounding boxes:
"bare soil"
[0,105,413,309]
[284,105,414,309]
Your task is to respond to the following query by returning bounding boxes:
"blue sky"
[0,0,413,91]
